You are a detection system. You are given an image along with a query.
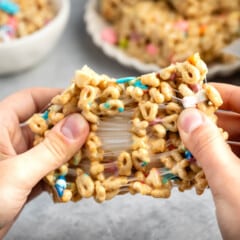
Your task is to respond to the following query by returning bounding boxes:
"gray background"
[1,0,239,239]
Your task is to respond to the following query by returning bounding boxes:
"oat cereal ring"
[145,168,162,189]
[132,135,149,150]
[176,62,201,84]
[103,176,128,191]
[203,84,223,108]
[95,181,106,203]
[149,88,165,104]
[117,152,133,176]
[90,161,104,176]
[162,114,178,132]
[151,124,167,138]
[28,114,48,135]
[149,138,166,153]
[79,85,100,105]
[194,170,208,195]
[160,82,174,101]
[76,173,95,198]
[166,102,182,114]
[132,148,150,171]
[131,182,152,195]
[158,64,176,80]
[101,85,121,99]
[178,83,194,97]
[140,73,160,87]
[48,111,64,125]
[131,118,149,137]
[126,86,144,102]
[82,110,99,123]
[99,99,124,116]
[139,101,159,121]
[151,188,171,198]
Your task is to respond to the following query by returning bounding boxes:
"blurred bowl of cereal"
[0,0,70,75]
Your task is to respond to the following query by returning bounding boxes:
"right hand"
[177,83,240,240]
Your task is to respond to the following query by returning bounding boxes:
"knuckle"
[42,133,70,168]
[190,125,219,157]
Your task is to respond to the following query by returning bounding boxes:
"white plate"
[84,0,240,78]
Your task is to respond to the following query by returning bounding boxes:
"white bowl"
[0,0,70,75]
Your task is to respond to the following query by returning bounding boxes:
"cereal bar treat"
[0,0,55,43]
[99,0,141,23]
[28,53,228,203]
[99,0,240,67]
[170,0,240,18]
[115,2,240,66]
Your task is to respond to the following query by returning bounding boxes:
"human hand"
[0,88,89,238]
[177,83,240,240]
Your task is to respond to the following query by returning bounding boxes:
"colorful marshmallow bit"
[55,175,67,198]
[184,150,193,160]
[133,79,148,90]
[101,27,117,44]
[182,90,207,108]
[116,76,136,84]
[118,38,128,49]
[162,173,179,184]
[41,110,49,120]
[174,20,189,32]
[146,43,158,56]
[0,0,19,15]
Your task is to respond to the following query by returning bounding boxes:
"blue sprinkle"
[133,80,148,90]
[0,0,19,15]
[55,176,67,198]
[141,161,148,167]
[42,111,49,120]
[104,102,110,109]
[116,76,136,84]
[184,150,193,160]
[118,107,124,112]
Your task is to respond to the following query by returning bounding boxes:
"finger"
[217,111,240,140]
[211,83,240,113]
[0,88,61,123]
[11,113,89,188]
[177,108,240,198]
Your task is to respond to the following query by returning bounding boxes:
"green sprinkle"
[141,161,148,167]
[119,38,128,49]
[104,102,111,109]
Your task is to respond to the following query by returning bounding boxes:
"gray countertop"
[2,0,239,239]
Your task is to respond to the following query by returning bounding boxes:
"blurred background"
[1,0,239,239]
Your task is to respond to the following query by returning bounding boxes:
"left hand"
[0,88,89,237]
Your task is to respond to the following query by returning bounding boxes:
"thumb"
[177,108,239,196]
[15,113,89,187]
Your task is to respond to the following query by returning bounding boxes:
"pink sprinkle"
[7,16,17,29]
[150,118,162,126]
[190,84,202,93]
[101,28,117,45]
[130,32,141,42]
[170,72,176,81]
[174,20,189,32]
[146,43,158,56]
